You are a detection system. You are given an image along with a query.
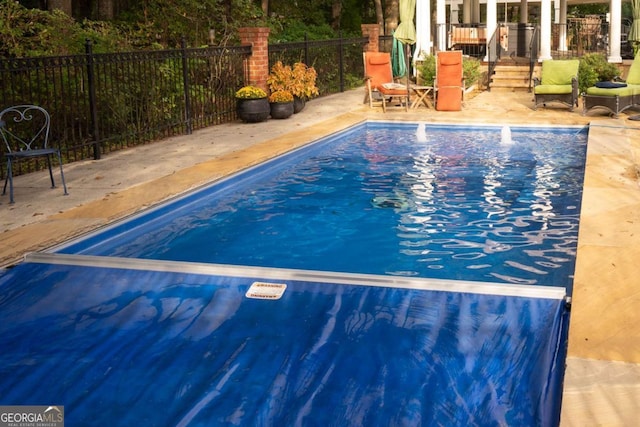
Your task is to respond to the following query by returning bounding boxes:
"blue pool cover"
[0,256,568,426]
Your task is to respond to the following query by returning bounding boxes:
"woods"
[5,0,396,54]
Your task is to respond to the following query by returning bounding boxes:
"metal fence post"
[181,38,193,135]
[85,39,101,160]
[304,33,309,65]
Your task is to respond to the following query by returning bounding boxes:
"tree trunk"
[261,0,269,14]
[374,0,384,34]
[48,0,72,16]
[384,0,399,36]
[97,0,114,20]
[331,0,342,30]
[223,0,232,19]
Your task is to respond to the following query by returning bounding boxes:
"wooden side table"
[410,85,433,109]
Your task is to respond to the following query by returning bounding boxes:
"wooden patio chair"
[363,52,410,112]
[434,50,464,111]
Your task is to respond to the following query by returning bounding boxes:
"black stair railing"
[528,27,540,92]
[486,26,502,92]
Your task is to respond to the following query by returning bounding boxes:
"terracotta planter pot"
[236,98,270,123]
[269,101,294,119]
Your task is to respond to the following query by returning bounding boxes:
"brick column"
[239,27,270,91]
[361,24,380,52]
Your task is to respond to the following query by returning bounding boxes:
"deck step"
[489,63,540,92]
[488,85,533,93]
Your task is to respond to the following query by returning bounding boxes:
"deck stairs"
[489,61,541,92]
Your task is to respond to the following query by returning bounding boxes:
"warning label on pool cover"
[245,282,287,300]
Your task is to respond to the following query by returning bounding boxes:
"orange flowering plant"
[268,89,294,103]
[267,61,319,100]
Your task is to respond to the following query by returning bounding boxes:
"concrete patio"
[1,88,639,426]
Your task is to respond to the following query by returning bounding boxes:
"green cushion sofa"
[583,56,640,117]
[533,59,580,111]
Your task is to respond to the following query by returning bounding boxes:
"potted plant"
[267,61,319,113]
[268,89,294,119]
[291,62,319,98]
[235,85,270,123]
[578,53,622,94]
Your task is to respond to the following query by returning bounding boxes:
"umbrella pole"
[405,44,410,105]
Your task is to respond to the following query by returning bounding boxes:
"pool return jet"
[416,122,427,142]
[501,125,513,145]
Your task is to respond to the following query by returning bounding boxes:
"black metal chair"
[1,105,68,203]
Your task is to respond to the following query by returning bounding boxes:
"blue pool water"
[0,121,585,426]
[57,122,588,291]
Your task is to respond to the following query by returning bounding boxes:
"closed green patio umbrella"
[392,33,407,78]
[394,0,416,45]
[393,0,416,91]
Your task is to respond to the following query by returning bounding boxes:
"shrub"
[578,53,622,93]
[417,55,481,89]
[462,57,482,87]
[417,56,436,86]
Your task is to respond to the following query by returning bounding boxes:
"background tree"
[97,0,114,20]
[384,0,399,35]
[1,0,129,57]
[5,0,397,55]
[332,0,342,30]
[47,0,71,15]
[374,0,384,34]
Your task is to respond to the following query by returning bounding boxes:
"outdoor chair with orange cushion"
[434,50,465,111]
[363,52,409,112]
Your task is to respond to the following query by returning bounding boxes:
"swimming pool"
[54,122,587,291]
[0,121,586,426]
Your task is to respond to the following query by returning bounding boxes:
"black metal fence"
[446,24,488,58]
[0,41,250,177]
[268,36,369,95]
[442,19,614,60]
[1,35,372,178]
[552,18,609,58]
